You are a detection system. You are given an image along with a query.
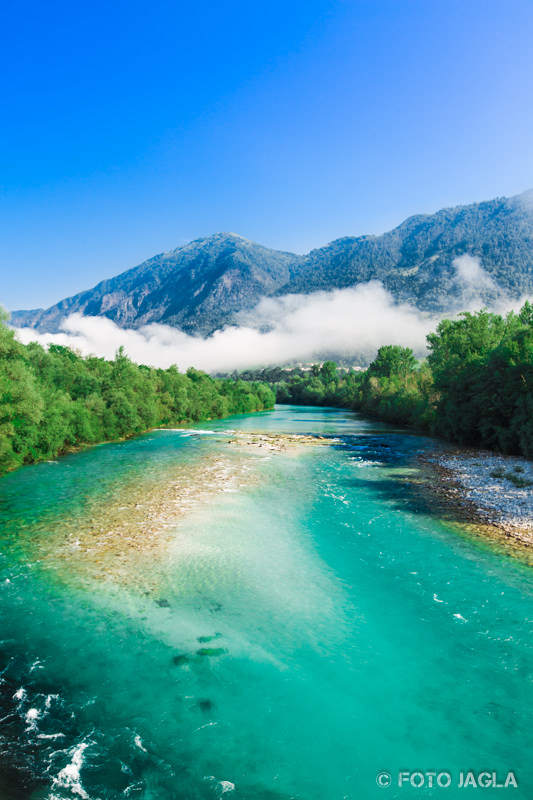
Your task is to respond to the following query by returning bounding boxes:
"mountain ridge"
[11,232,304,335]
[11,190,533,335]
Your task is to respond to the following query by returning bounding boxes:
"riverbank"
[420,448,533,546]
[0,316,276,476]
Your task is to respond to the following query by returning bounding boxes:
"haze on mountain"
[12,190,533,337]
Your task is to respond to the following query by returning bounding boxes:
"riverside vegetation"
[3,302,532,477]
[237,303,533,458]
[0,311,275,475]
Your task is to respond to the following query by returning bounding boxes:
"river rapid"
[0,406,532,800]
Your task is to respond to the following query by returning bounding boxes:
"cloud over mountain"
[10,190,533,371]
[17,263,530,372]
[15,281,436,371]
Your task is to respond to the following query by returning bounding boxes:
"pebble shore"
[421,448,533,546]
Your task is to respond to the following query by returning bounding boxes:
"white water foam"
[195,721,219,732]
[25,707,40,728]
[50,742,90,800]
[163,428,218,435]
[204,776,236,796]
[45,694,59,709]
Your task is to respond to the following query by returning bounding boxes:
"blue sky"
[2,0,533,310]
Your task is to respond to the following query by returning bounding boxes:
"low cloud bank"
[14,258,530,372]
[14,282,439,371]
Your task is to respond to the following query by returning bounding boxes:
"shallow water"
[0,406,532,799]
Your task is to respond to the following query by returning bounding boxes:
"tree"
[367,345,417,379]
[320,361,338,383]
[0,315,275,475]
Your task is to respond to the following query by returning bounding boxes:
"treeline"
[236,362,364,408]
[0,313,275,474]
[238,304,533,458]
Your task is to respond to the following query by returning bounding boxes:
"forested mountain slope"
[12,233,302,335]
[12,191,533,334]
[285,191,533,310]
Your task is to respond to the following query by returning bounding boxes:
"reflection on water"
[0,406,532,799]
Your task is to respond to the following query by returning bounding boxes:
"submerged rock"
[197,633,222,643]
[196,648,228,658]
[171,654,191,666]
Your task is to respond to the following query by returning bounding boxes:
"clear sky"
[2,0,533,310]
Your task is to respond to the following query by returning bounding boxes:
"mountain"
[11,233,303,335]
[11,191,533,335]
[284,191,533,310]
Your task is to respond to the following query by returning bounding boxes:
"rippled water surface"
[0,406,532,799]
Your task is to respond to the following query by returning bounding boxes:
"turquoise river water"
[0,406,532,800]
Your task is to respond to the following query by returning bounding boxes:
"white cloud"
[451,254,532,314]
[14,281,438,371]
[14,269,530,372]
[452,254,497,294]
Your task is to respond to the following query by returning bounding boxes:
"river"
[0,405,532,799]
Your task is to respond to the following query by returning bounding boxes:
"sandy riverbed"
[39,432,329,590]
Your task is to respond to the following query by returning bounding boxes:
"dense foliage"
[238,304,533,458]
[426,305,533,455]
[0,314,275,474]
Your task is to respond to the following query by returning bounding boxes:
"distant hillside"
[285,191,533,310]
[12,191,533,334]
[12,233,302,335]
